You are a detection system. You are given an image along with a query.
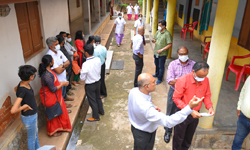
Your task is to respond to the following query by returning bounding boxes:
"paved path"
[75,17,173,150]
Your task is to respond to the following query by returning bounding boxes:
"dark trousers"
[66,71,72,92]
[232,112,250,149]
[100,63,107,96]
[133,54,144,87]
[85,81,104,119]
[173,109,199,150]
[164,87,177,133]
[154,55,167,81]
[131,125,156,150]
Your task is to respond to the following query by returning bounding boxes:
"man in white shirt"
[232,77,250,149]
[133,3,140,20]
[133,27,144,87]
[134,14,145,46]
[46,37,73,108]
[126,3,133,20]
[113,13,126,47]
[80,44,104,122]
[128,73,203,150]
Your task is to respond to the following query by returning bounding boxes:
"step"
[105,50,114,74]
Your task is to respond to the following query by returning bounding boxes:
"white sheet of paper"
[200,113,212,117]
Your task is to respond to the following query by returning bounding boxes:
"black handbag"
[42,78,63,121]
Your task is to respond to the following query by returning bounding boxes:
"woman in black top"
[11,65,40,150]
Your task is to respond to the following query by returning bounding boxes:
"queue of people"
[10,30,108,149]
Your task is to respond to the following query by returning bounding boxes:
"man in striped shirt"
[164,46,195,143]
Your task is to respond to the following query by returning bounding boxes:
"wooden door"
[15,3,34,58]
[15,1,43,59]
[186,0,193,24]
[27,1,43,52]
[238,0,250,51]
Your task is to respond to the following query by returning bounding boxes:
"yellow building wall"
[175,10,250,66]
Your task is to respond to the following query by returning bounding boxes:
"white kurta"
[134,20,144,34]
[134,5,140,14]
[114,18,126,34]
[127,6,133,14]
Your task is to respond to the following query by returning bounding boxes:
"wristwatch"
[161,49,163,52]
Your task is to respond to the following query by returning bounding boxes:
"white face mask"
[54,44,60,51]
[158,26,162,31]
[194,73,205,82]
[179,55,189,62]
[82,35,85,38]
[67,38,72,42]
[93,43,96,48]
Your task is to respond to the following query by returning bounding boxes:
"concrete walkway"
[75,15,173,150]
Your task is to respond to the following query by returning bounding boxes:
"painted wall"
[175,0,250,66]
[69,0,83,22]
[0,0,70,106]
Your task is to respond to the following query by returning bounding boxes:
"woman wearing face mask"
[113,13,126,47]
[39,55,72,137]
[87,36,95,47]
[133,3,140,20]
[64,33,76,61]
[126,3,133,20]
[75,30,86,68]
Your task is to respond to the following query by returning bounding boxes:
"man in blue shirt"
[93,35,107,98]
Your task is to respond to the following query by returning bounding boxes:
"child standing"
[72,52,81,86]
[11,65,40,150]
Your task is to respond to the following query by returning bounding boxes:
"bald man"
[128,73,204,150]
[132,27,145,87]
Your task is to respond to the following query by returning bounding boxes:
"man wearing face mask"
[134,14,145,46]
[172,61,215,150]
[46,37,72,108]
[152,20,172,84]
[163,46,195,143]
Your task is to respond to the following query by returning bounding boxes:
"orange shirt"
[173,72,213,111]
[72,60,80,74]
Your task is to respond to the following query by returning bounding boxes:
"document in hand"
[200,113,212,117]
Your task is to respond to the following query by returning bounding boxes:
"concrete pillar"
[198,0,240,129]
[146,0,152,24]
[94,0,101,22]
[83,0,91,34]
[142,0,146,16]
[102,0,107,16]
[166,0,177,59]
[152,0,159,35]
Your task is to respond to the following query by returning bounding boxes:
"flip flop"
[65,97,74,101]
[67,110,72,114]
[65,103,72,108]
[52,132,62,137]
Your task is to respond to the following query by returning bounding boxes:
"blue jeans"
[21,113,40,150]
[154,55,167,81]
[232,112,250,150]
[62,86,67,99]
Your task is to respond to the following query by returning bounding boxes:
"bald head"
[138,73,152,88]
[138,27,144,35]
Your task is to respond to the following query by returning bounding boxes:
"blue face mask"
[139,17,142,20]
[194,73,205,82]
[119,16,122,18]
[82,35,85,38]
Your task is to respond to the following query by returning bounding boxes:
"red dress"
[39,71,72,136]
[75,39,85,68]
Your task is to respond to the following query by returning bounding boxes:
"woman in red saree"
[39,55,72,136]
[75,30,86,68]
